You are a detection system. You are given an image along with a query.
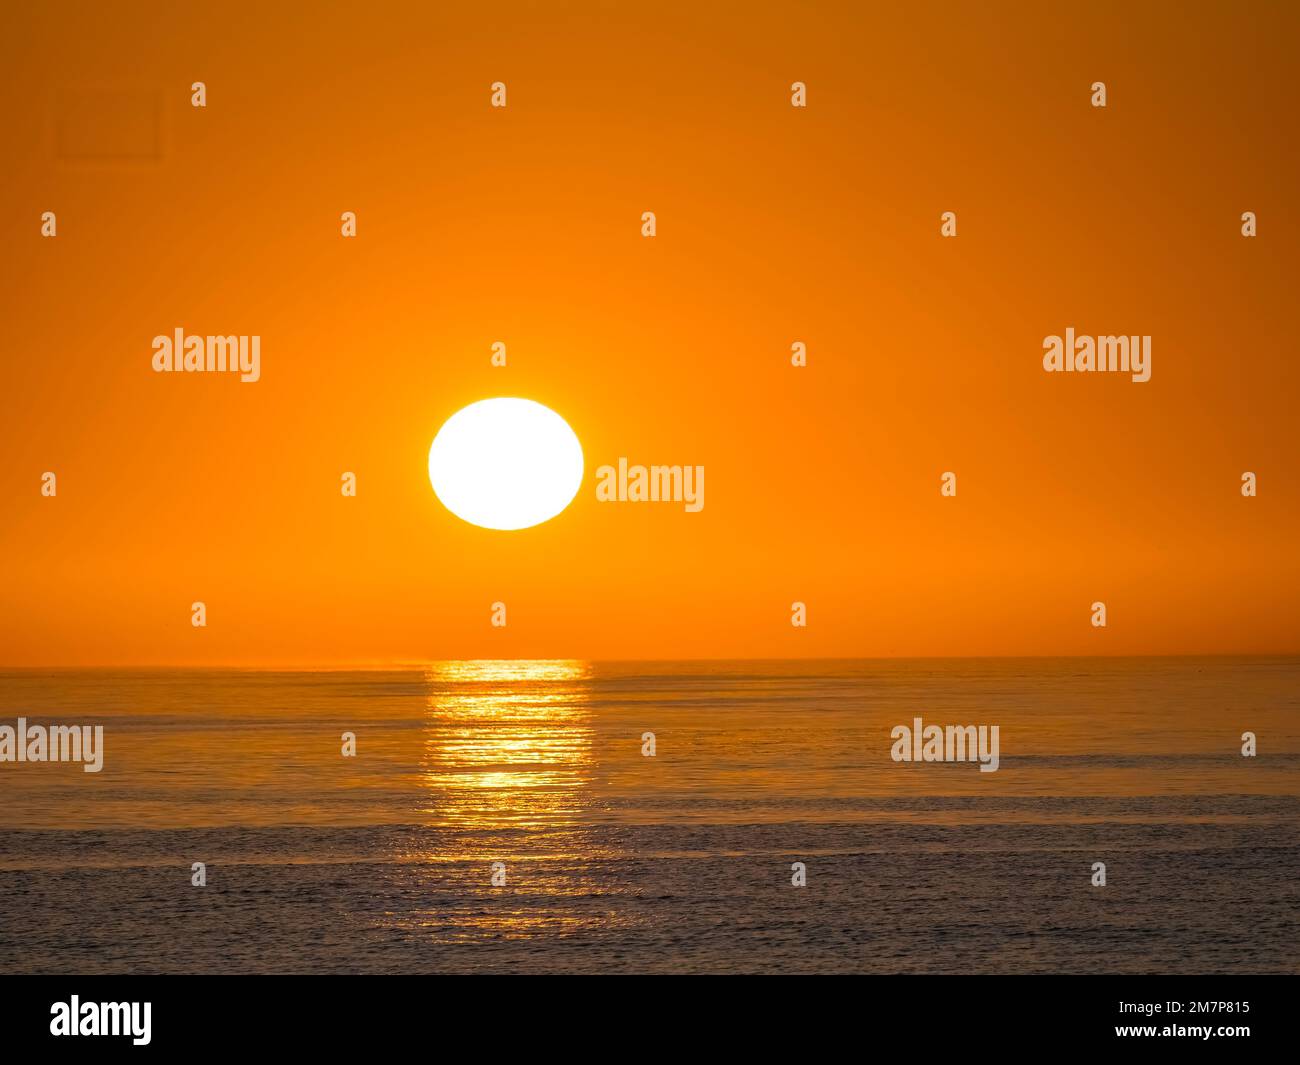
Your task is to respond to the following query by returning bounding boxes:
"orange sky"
[2,1,1297,665]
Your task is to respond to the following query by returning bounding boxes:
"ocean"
[1,658,1296,974]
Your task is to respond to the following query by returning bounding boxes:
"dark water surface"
[1,658,1296,973]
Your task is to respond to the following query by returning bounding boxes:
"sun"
[428,398,584,531]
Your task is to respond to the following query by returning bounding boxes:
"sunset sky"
[2,1,1297,665]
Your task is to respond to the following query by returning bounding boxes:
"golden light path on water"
[420,659,595,829]
[390,660,628,942]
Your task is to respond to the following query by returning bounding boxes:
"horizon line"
[3,651,1299,671]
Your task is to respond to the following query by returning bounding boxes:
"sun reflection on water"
[420,659,595,829]
[379,660,633,942]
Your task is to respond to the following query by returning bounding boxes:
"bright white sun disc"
[428,398,584,531]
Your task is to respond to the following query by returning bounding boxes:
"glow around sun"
[428,398,584,531]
